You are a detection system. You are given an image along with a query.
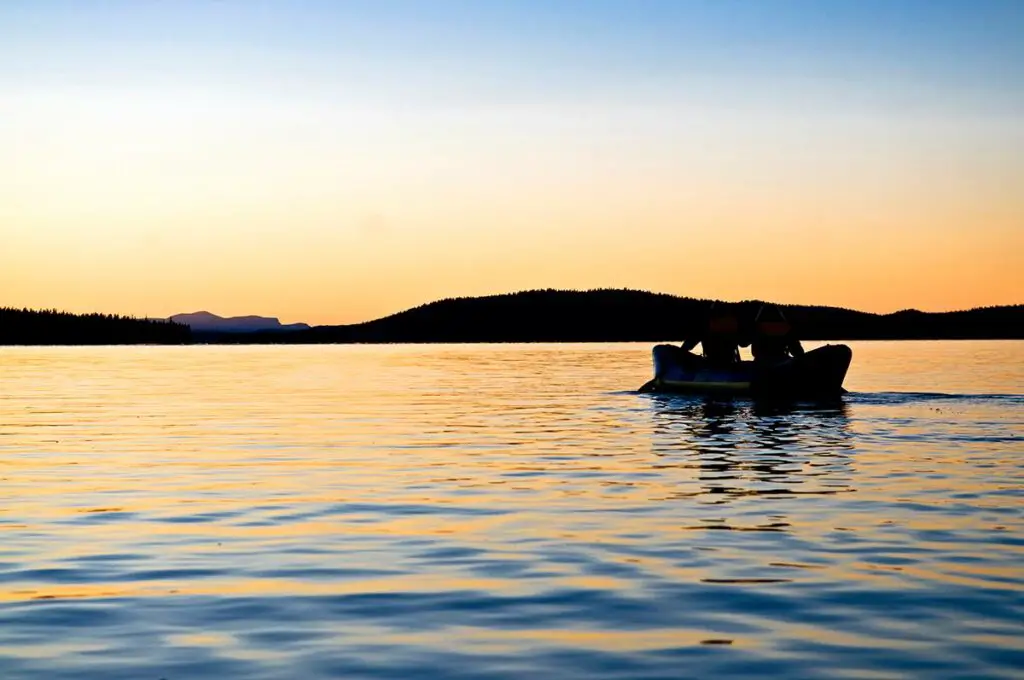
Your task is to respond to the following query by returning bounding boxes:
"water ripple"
[1,342,1022,679]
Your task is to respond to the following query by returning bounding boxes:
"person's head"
[707,301,738,334]
[755,304,785,322]
[755,304,790,336]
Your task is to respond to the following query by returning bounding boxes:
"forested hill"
[203,289,1024,344]
[0,308,191,345]
[5,291,1021,345]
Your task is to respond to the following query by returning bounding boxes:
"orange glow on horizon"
[3,25,1021,324]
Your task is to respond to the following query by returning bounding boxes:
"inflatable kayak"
[639,344,852,397]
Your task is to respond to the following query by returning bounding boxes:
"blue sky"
[5,1,1021,106]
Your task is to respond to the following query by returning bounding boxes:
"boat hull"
[642,344,852,398]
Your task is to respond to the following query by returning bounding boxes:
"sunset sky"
[3,1,1022,324]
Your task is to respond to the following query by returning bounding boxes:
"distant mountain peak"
[169,311,309,333]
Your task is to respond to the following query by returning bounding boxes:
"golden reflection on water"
[1,342,1022,678]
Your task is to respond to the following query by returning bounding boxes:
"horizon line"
[7,288,1023,328]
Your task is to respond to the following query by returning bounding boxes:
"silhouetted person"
[682,302,746,365]
[751,304,804,363]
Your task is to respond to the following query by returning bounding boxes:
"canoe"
[639,343,852,397]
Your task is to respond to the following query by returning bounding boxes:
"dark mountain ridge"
[169,311,309,332]
[199,289,1024,344]
[5,290,1021,345]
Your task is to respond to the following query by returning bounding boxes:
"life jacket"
[704,315,740,362]
[753,320,793,360]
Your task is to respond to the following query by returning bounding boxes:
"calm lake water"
[1,341,1022,679]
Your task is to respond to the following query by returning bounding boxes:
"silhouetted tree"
[0,308,191,345]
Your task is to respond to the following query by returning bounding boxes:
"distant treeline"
[196,289,1024,344]
[0,308,191,345]
[4,291,1022,345]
